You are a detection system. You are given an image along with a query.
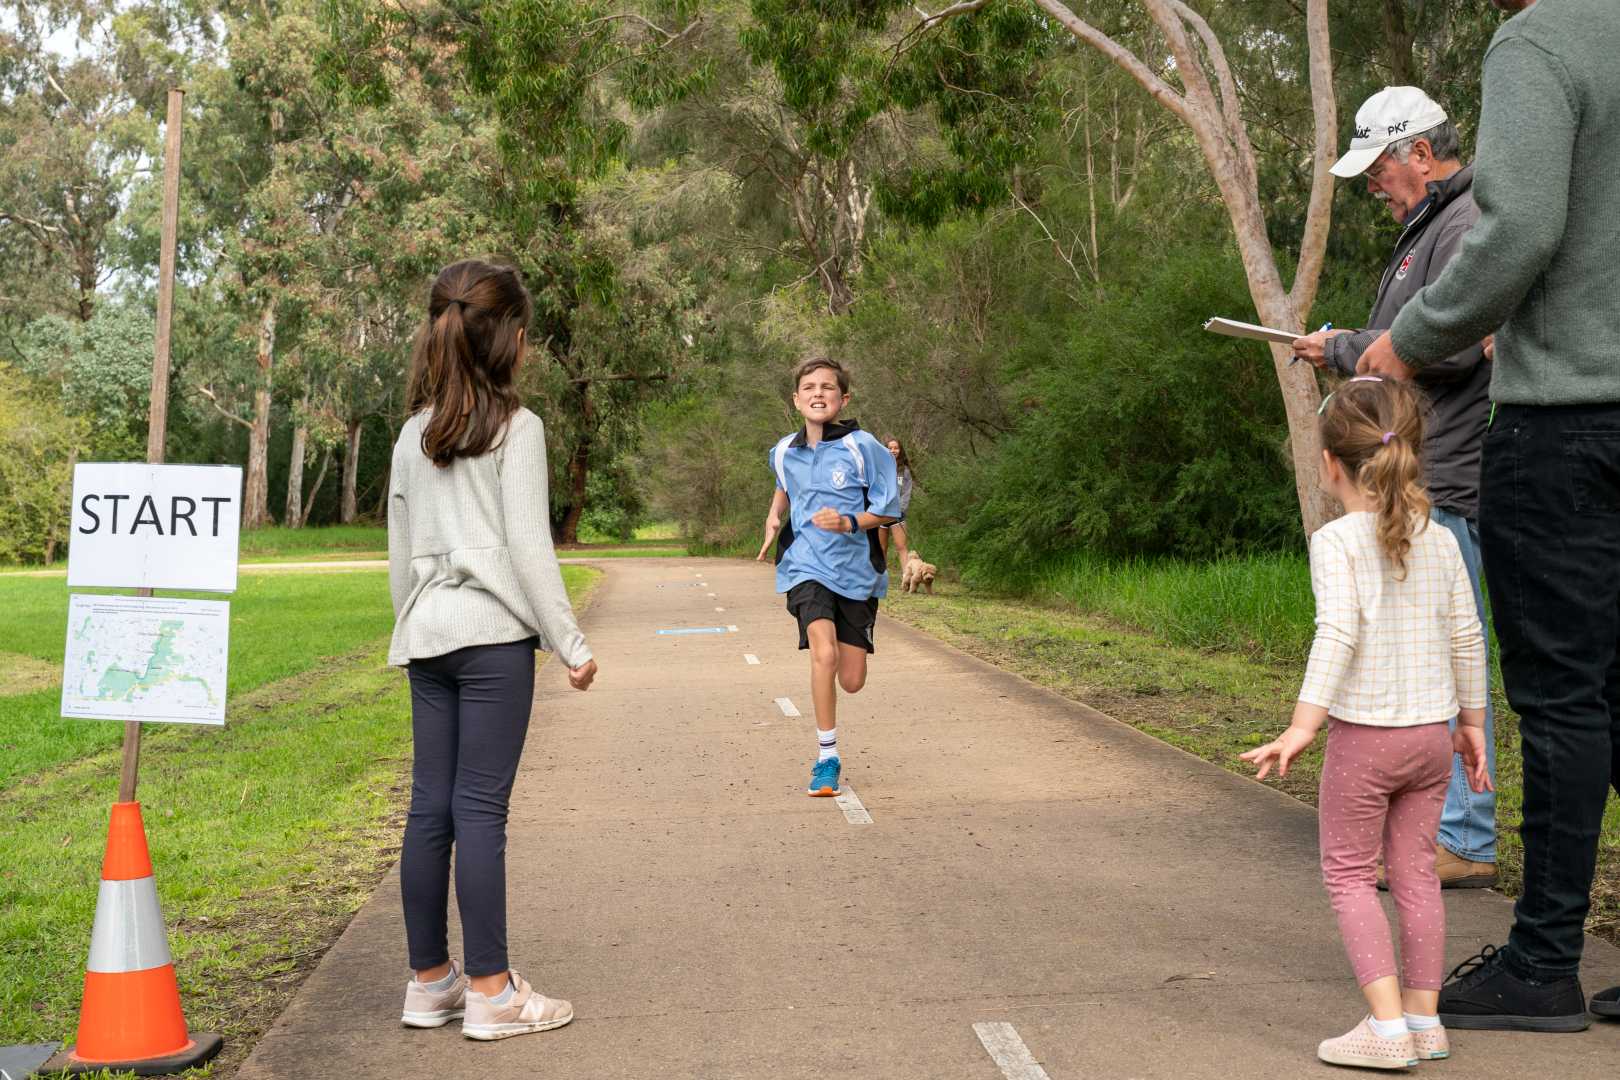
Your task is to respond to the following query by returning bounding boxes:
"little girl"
[1242,376,1491,1070]
[878,437,914,569]
[389,259,598,1041]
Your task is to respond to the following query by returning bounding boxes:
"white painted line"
[744,654,760,665]
[727,624,739,632]
[835,785,873,825]
[707,592,717,597]
[715,606,726,612]
[973,1022,1051,1080]
[774,697,800,717]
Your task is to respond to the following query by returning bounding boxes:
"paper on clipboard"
[1203,317,1299,346]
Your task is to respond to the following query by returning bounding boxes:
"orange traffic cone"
[48,802,222,1076]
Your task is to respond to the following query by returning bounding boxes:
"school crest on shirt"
[1395,251,1415,281]
[829,465,850,489]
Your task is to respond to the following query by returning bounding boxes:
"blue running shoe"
[808,756,841,796]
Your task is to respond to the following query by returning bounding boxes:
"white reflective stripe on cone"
[87,876,173,973]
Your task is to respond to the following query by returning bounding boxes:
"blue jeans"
[1432,508,1497,863]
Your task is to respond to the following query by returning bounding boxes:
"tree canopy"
[0,0,1512,561]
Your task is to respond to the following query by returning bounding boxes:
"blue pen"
[1289,322,1332,366]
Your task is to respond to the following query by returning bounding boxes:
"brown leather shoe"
[1376,845,1496,891]
[1435,845,1498,889]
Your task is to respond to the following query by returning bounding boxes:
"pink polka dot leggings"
[1319,719,1453,990]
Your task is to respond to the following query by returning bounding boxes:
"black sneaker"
[1592,986,1620,1019]
[1438,945,1590,1032]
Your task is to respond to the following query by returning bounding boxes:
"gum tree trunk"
[284,414,308,529]
[341,418,362,523]
[242,299,276,529]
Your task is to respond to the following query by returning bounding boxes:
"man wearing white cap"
[1294,86,1497,891]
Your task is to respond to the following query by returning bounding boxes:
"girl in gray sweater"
[389,259,597,1041]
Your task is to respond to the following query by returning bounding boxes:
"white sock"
[1368,1015,1408,1038]
[420,962,458,992]
[817,727,838,762]
[489,976,515,1005]
[1404,1012,1440,1031]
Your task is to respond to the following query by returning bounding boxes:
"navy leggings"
[401,638,536,977]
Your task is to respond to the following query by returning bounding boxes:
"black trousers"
[400,639,536,978]
[1480,404,1620,978]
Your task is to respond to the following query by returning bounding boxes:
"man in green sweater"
[1359,0,1620,1032]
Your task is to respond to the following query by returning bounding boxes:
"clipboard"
[1203,317,1300,345]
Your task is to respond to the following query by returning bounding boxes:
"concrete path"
[237,557,1620,1079]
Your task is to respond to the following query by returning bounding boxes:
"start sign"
[68,463,243,592]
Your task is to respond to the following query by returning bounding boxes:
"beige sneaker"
[401,961,467,1028]
[1412,1024,1450,1061]
[462,971,574,1041]
[1316,1017,1418,1070]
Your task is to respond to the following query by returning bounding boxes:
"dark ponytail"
[405,260,532,466]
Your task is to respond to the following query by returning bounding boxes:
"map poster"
[61,594,230,726]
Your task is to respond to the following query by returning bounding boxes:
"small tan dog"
[900,551,938,594]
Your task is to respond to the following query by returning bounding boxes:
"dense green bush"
[0,364,85,564]
[579,465,646,543]
[915,247,1303,573]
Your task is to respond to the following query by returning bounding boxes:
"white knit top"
[1298,512,1486,726]
[386,408,591,669]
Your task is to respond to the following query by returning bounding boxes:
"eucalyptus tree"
[323,0,712,540]
[0,7,159,323]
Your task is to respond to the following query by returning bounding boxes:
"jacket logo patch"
[830,466,849,489]
[1395,251,1415,281]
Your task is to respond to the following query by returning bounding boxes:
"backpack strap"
[841,433,867,487]
[772,434,795,491]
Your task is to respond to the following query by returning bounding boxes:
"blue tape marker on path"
[656,626,733,636]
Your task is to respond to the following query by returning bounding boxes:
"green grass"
[0,573,403,788]
[574,520,684,544]
[236,524,389,559]
[1023,552,1317,665]
[632,521,681,541]
[558,546,687,558]
[0,564,600,1073]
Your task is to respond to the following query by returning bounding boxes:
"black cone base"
[46,1033,223,1077]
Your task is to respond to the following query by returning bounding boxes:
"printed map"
[61,595,230,725]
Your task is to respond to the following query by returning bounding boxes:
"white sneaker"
[401,961,466,1028]
[1316,1016,1418,1070]
[1412,1024,1450,1060]
[462,971,574,1041]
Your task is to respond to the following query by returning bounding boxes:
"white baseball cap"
[1331,86,1450,178]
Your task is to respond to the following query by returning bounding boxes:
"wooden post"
[118,88,184,805]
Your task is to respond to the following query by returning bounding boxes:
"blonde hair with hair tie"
[1319,377,1430,577]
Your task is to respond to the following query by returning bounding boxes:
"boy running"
[756,357,900,796]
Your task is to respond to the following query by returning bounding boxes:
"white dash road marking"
[715,606,726,612]
[973,1022,1051,1080]
[744,654,760,665]
[728,625,739,632]
[707,592,717,597]
[774,697,801,717]
[834,785,873,825]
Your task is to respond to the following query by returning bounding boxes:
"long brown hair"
[1319,376,1430,576]
[885,436,911,473]
[405,259,532,467]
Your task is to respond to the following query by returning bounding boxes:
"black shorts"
[786,580,878,653]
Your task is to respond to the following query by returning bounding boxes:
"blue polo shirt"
[770,419,901,600]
